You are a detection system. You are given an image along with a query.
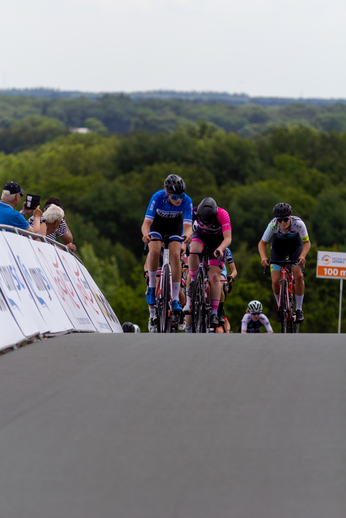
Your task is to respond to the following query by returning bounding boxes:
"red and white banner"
[79,263,123,333]
[0,229,123,350]
[3,232,74,334]
[56,248,113,333]
[29,240,96,332]
[0,233,49,338]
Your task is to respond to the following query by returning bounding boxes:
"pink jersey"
[194,207,231,235]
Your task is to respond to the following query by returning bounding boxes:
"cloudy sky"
[1,0,345,98]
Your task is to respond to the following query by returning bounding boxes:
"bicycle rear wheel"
[192,270,205,333]
[157,264,171,333]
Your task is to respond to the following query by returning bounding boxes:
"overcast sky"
[1,0,345,98]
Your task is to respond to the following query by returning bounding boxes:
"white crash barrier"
[0,226,123,352]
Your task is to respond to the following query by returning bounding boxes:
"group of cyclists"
[139,174,311,334]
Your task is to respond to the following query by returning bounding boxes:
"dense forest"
[1,93,346,153]
[0,98,345,332]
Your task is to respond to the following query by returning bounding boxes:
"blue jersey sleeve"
[224,248,234,264]
[182,195,193,226]
[145,191,162,222]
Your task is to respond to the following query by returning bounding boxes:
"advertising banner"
[0,287,25,351]
[29,240,96,332]
[3,232,73,334]
[316,251,346,279]
[79,263,123,333]
[0,233,49,338]
[56,248,112,333]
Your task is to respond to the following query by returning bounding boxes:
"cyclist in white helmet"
[239,300,273,333]
[122,322,141,333]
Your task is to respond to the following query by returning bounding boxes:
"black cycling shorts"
[150,213,183,241]
[192,228,224,258]
[270,235,303,266]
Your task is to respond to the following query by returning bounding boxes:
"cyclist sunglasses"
[170,193,185,201]
[251,312,261,315]
[277,216,290,223]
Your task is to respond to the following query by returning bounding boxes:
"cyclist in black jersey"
[258,202,311,324]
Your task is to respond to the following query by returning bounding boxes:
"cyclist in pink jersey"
[183,197,232,328]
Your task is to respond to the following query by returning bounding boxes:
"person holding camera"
[28,197,76,252]
[0,181,42,233]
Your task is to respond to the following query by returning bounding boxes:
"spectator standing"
[0,181,42,233]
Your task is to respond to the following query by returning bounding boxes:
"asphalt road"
[0,333,345,518]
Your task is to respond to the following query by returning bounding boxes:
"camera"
[25,194,41,210]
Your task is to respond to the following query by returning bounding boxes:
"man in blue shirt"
[0,181,42,233]
[141,174,193,319]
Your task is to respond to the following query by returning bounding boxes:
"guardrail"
[0,225,123,352]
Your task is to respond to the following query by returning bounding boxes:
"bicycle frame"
[270,260,300,333]
[147,236,184,333]
[188,248,222,333]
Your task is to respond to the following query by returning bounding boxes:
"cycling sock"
[274,294,280,305]
[295,295,304,310]
[211,299,219,314]
[172,282,180,301]
[149,307,156,318]
[148,271,157,288]
[190,268,197,281]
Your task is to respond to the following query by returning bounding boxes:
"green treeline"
[0,121,346,333]
[1,95,346,155]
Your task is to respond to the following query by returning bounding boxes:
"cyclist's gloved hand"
[215,248,224,260]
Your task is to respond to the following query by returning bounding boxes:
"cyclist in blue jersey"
[141,174,193,320]
[258,202,311,324]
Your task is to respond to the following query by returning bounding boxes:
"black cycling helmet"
[273,202,292,218]
[197,197,218,226]
[122,322,135,333]
[164,174,186,195]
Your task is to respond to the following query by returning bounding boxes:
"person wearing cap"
[27,197,76,251]
[0,181,42,233]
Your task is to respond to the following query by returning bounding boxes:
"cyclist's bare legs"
[293,264,305,311]
[168,240,182,283]
[147,240,162,282]
[169,240,183,305]
[271,270,281,300]
[188,240,203,276]
[292,264,304,295]
[209,265,222,301]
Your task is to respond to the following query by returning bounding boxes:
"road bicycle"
[144,235,184,333]
[265,260,303,333]
[186,248,222,333]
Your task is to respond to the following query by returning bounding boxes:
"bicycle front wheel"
[280,279,287,333]
[158,264,171,333]
[192,270,205,333]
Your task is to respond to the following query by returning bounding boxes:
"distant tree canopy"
[1,94,346,151]
[0,121,345,332]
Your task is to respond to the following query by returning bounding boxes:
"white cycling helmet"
[122,322,141,333]
[248,300,263,313]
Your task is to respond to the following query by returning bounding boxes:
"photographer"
[28,197,76,251]
[0,181,42,233]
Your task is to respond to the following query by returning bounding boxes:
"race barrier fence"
[0,225,123,352]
